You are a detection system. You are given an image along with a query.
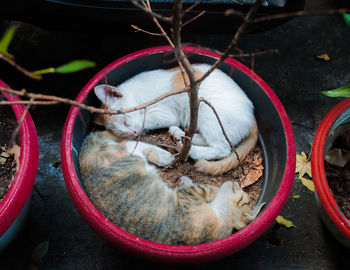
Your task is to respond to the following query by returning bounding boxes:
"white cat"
[94,64,258,175]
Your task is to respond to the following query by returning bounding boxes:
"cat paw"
[179,176,193,187]
[143,149,174,167]
[169,126,185,141]
[157,150,175,167]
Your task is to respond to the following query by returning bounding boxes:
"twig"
[224,9,246,19]
[131,108,147,155]
[253,8,350,24]
[0,53,42,80]
[131,24,162,36]
[8,97,34,148]
[0,100,59,105]
[183,0,203,14]
[198,97,245,174]
[0,85,190,115]
[182,10,206,28]
[129,0,173,23]
[196,0,265,85]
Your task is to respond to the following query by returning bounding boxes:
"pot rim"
[0,80,38,237]
[311,98,350,239]
[61,45,295,262]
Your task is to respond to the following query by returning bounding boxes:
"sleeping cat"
[79,130,265,245]
[94,63,258,175]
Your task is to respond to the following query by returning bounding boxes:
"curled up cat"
[79,130,265,245]
[94,63,258,176]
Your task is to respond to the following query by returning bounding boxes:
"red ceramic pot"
[61,46,295,264]
[0,79,38,251]
[312,98,350,248]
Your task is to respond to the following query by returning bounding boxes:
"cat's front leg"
[125,141,174,167]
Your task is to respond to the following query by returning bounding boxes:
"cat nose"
[132,131,138,138]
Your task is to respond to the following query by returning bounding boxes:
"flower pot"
[61,46,295,264]
[311,98,350,248]
[0,79,39,252]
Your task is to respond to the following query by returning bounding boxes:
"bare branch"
[8,98,34,148]
[0,100,59,105]
[198,97,245,174]
[0,85,190,115]
[196,0,265,85]
[131,108,147,155]
[183,0,203,15]
[129,0,173,23]
[252,8,350,24]
[131,25,162,36]
[0,53,42,80]
[182,10,206,28]
[224,9,246,19]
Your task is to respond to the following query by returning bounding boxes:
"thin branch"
[8,98,34,148]
[131,24,162,36]
[129,0,173,23]
[0,100,59,105]
[143,0,175,48]
[0,85,190,115]
[196,0,265,84]
[182,10,206,28]
[198,97,245,174]
[224,9,246,19]
[183,0,203,14]
[0,53,43,80]
[252,8,350,24]
[131,108,147,155]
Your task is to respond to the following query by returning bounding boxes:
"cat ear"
[94,84,123,108]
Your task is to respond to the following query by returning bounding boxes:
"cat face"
[94,84,144,138]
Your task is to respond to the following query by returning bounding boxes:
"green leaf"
[32,240,49,264]
[322,82,350,98]
[276,215,296,229]
[344,13,350,27]
[55,59,96,74]
[0,26,17,58]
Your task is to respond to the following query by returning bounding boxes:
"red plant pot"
[61,46,295,264]
[0,80,38,251]
[312,98,350,248]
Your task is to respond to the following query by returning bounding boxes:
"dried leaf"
[291,195,301,199]
[32,240,49,264]
[1,151,9,158]
[317,54,330,61]
[276,215,296,228]
[300,177,315,192]
[324,148,350,167]
[8,144,20,173]
[240,156,263,188]
[296,152,312,179]
[0,157,6,165]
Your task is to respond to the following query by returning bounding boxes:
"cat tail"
[194,119,258,176]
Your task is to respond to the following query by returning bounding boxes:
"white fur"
[94,64,254,161]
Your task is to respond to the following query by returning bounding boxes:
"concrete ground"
[1,0,350,269]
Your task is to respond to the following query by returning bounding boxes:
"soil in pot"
[0,100,20,203]
[140,129,264,206]
[324,124,350,220]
